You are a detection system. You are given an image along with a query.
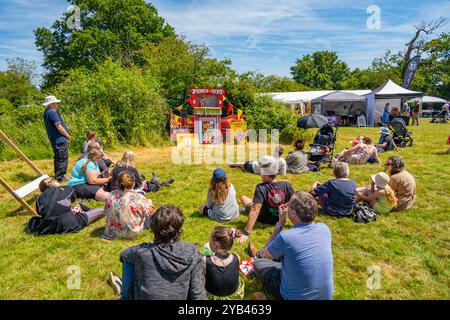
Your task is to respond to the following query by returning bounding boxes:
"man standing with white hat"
[43,95,72,182]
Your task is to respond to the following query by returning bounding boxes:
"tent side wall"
[375,98,401,123]
[366,93,375,126]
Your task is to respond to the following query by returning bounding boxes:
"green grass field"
[0,122,449,300]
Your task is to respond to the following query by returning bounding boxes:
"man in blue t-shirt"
[310,161,356,217]
[42,95,72,182]
[249,191,334,300]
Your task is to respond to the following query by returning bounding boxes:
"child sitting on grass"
[199,168,239,221]
[203,226,245,300]
[356,172,398,214]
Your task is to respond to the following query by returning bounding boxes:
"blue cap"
[379,127,389,134]
[212,168,227,181]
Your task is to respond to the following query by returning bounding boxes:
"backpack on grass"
[352,202,377,223]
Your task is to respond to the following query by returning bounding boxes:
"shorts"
[243,161,254,173]
[72,183,102,200]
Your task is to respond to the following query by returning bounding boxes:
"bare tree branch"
[402,17,447,78]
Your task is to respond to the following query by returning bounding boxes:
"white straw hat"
[258,155,279,176]
[42,95,61,106]
[371,172,390,189]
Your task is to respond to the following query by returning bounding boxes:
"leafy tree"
[342,50,402,90]
[141,35,237,107]
[413,32,450,99]
[54,59,169,147]
[0,58,40,106]
[235,73,311,92]
[35,0,174,88]
[290,51,350,89]
[260,75,311,92]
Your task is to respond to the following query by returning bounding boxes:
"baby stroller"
[306,124,338,171]
[430,109,449,123]
[388,117,413,147]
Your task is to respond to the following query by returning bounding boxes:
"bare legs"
[85,208,105,225]
[95,189,110,201]
[199,203,207,216]
[356,186,378,207]
[240,195,253,207]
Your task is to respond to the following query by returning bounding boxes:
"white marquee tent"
[264,80,423,126]
[366,80,422,125]
[406,95,447,104]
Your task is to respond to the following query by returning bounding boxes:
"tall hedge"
[0,60,169,160]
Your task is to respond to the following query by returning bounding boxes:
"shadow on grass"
[189,210,278,233]
[6,196,37,217]
[13,172,39,184]
[90,226,106,238]
[431,151,450,156]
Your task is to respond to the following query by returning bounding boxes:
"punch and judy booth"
[169,88,246,145]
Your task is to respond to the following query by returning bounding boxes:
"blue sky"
[0,0,449,82]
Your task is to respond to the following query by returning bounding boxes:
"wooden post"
[0,177,36,215]
[0,130,44,176]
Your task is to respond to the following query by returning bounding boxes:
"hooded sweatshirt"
[120,241,206,300]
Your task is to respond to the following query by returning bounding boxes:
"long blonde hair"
[116,150,135,168]
[384,186,398,207]
[210,178,230,204]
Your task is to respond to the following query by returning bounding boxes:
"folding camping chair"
[0,130,49,214]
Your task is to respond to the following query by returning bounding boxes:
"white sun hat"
[371,172,390,189]
[42,95,61,106]
[258,155,279,176]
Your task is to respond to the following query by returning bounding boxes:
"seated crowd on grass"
[27,94,427,300]
[30,127,417,300]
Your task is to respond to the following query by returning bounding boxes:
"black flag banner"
[402,55,420,88]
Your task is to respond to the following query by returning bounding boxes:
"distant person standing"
[340,105,349,126]
[411,102,420,126]
[382,103,390,124]
[401,103,410,125]
[43,95,72,182]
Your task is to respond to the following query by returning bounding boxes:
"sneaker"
[107,272,122,296]
[247,241,259,258]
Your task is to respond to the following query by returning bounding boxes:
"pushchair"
[388,117,413,147]
[430,109,448,123]
[306,124,338,171]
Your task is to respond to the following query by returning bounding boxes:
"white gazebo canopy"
[407,95,447,104]
[311,91,367,103]
[372,79,422,99]
[265,90,371,104]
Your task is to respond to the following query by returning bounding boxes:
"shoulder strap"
[46,187,61,217]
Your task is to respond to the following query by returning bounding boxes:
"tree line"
[0,0,448,159]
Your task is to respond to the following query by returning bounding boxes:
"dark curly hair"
[150,205,184,244]
[293,138,305,151]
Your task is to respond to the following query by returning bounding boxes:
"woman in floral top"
[103,171,155,240]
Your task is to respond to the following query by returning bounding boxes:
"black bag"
[352,202,377,223]
[27,216,42,233]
